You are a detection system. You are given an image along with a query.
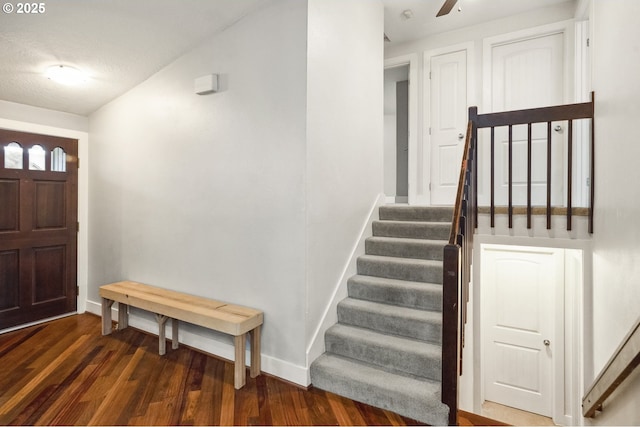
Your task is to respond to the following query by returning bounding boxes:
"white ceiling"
[382,0,575,44]
[0,0,265,116]
[0,0,575,117]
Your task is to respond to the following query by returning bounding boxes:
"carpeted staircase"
[310,205,453,425]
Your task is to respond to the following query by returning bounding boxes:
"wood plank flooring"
[0,313,505,426]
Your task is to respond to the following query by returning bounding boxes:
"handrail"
[448,122,474,245]
[582,316,640,417]
[441,94,595,425]
[442,120,475,426]
[473,92,595,232]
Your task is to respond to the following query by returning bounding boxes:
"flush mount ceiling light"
[45,65,88,85]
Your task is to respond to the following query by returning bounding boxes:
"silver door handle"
[543,339,551,346]
[458,133,464,140]
[554,125,562,132]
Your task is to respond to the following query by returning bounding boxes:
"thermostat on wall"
[194,74,218,95]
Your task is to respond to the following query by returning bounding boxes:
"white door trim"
[481,244,563,418]
[424,42,475,206]
[385,54,419,204]
[482,20,575,113]
[480,20,577,207]
[475,240,584,425]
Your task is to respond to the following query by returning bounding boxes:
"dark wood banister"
[582,316,640,418]
[441,94,595,425]
[442,120,475,426]
[475,93,595,232]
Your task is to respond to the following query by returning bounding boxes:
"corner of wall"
[304,193,385,383]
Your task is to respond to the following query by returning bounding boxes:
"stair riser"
[337,303,441,343]
[310,355,449,426]
[372,222,450,240]
[325,332,441,381]
[379,206,453,223]
[357,258,442,283]
[347,280,442,311]
[365,239,445,260]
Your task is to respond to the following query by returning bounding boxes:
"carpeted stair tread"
[310,353,449,426]
[347,274,442,311]
[372,220,450,240]
[365,236,447,260]
[357,254,442,283]
[325,323,442,380]
[337,297,441,343]
[311,204,451,423]
[379,205,454,222]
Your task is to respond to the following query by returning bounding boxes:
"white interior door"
[490,32,565,206]
[430,50,467,205]
[482,245,564,417]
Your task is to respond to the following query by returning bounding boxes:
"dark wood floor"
[0,313,505,426]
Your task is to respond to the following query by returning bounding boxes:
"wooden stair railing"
[442,120,475,426]
[441,94,595,425]
[582,316,640,418]
[473,92,595,232]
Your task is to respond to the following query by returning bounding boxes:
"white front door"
[482,245,564,417]
[429,49,467,205]
[489,32,566,206]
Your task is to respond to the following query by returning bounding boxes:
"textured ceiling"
[0,0,265,116]
[0,0,575,117]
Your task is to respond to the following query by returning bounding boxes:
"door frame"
[480,244,564,419]
[384,54,418,204]
[424,42,475,206]
[0,118,88,333]
[480,21,578,206]
[473,239,585,426]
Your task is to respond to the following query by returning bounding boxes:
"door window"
[4,142,23,169]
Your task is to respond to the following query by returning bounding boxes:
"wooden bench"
[99,281,263,389]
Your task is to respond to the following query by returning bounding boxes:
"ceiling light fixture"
[45,65,88,85]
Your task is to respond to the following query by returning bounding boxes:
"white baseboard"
[305,193,385,381]
[85,299,308,386]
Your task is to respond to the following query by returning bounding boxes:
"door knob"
[554,125,562,132]
[458,133,464,140]
[543,339,551,346]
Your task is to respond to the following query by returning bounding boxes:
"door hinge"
[77,221,80,232]
[77,157,79,168]
[76,285,80,296]
[586,38,590,47]
[428,127,432,135]
[429,71,432,79]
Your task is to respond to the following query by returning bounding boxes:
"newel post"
[442,243,461,426]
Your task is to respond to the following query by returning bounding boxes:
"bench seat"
[99,281,263,389]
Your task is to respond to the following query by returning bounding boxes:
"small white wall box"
[194,74,218,95]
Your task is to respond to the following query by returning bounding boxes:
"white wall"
[384,3,576,206]
[587,0,640,424]
[89,0,309,383]
[0,100,89,132]
[305,0,384,355]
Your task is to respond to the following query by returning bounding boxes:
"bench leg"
[155,314,169,355]
[101,298,114,335]
[172,319,179,350]
[249,326,261,378]
[234,334,246,389]
[117,303,129,330]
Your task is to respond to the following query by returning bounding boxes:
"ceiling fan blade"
[436,0,458,17]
